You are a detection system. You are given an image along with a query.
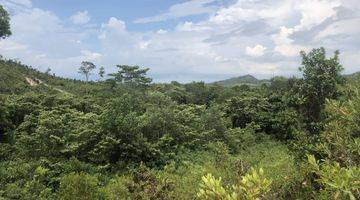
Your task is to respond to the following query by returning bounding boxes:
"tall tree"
[299,47,344,128]
[109,65,152,87]
[78,61,96,82]
[0,5,11,39]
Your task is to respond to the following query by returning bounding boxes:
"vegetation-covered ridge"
[211,74,269,87]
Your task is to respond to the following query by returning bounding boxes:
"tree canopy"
[78,61,96,82]
[0,5,11,39]
[299,48,344,132]
[109,65,152,88]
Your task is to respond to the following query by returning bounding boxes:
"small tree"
[45,67,51,75]
[299,48,344,129]
[109,65,152,87]
[78,61,96,82]
[0,5,11,39]
[99,66,105,80]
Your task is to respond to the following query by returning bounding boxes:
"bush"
[58,172,100,200]
[307,155,360,200]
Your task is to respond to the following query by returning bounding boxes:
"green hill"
[212,74,269,87]
[0,58,103,95]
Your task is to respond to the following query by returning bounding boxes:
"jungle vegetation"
[0,5,359,200]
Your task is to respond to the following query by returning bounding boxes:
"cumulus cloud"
[70,10,90,25]
[209,0,293,25]
[246,44,266,57]
[0,2,98,77]
[101,17,126,33]
[294,0,341,31]
[272,26,308,57]
[1,0,360,82]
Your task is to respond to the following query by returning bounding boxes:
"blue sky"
[0,0,359,82]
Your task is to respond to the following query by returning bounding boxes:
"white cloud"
[294,0,341,31]
[70,10,90,25]
[315,18,360,40]
[102,17,126,32]
[209,0,293,25]
[80,50,102,61]
[11,8,62,35]
[176,21,211,32]
[272,26,309,57]
[134,0,218,23]
[157,29,168,34]
[270,0,341,57]
[246,44,266,57]
[139,41,151,50]
[99,17,127,40]
[2,0,360,82]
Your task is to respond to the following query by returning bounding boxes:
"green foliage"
[197,173,229,199]
[0,47,359,199]
[99,66,105,79]
[58,172,100,200]
[197,168,272,200]
[78,61,96,82]
[0,96,12,142]
[225,94,271,129]
[232,168,272,200]
[14,108,101,160]
[109,65,152,88]
[316,90,360,165]
[307,155,360,200]
[0,5,11,39]
[299,48,344,130]
[102,176,131,200]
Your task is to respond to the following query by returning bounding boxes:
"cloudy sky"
[0,0,359,82]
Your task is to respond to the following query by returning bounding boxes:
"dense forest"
[1,4,359,200]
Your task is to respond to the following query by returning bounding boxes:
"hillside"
[0,59,105,95]
[212,74,269,87]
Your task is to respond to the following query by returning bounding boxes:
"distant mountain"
[212,75,269,87]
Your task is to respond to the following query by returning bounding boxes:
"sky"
[0,0,359,82]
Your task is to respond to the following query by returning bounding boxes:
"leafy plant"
[307,155,360,200]
[197,168,272,200]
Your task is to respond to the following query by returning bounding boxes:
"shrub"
[58,172,100,200]
[197,168,272,200]
[307,155,360,200]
